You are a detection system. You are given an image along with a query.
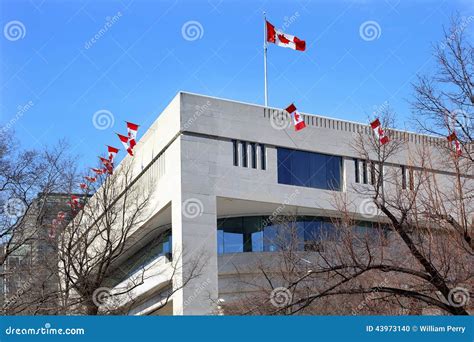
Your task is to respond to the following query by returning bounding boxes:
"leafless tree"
[58,162,206,315]
[0,133,77,314]
[222,18,472,316]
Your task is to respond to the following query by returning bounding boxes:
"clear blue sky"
[1,0,473,168]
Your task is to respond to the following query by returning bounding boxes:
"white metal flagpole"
[263,11,268,107]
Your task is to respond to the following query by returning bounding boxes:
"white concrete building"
[96,92,466,315]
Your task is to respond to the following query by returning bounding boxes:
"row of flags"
[265,18,392,146]
[49,122,140,238]
[74,121,140,204]
[266,18,462,157]
[283,102,462,156]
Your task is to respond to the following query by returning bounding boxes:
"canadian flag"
[266,21,306,51]
[447,132,462,156]
[100,157,114,174]
[79,183,87,190]
[370,118,389,145]
[107,145,119,162]
[126,122,139,149]
[84,176,97,183]
[117,133,133,156]
[91,168,105,175]
[57,211,66,221]
[68,195,80,209]
[285,103,306,131]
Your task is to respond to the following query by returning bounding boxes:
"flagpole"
[263,11,268,107]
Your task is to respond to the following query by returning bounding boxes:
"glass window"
[217,216,386,255]
[277,148,342,191]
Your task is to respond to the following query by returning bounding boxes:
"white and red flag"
[84,176,97,183]
[447,132,462,156]
[285,103,306,131]
[107,145,119,162]
[117,133,133,156]
[266,21,306,51]
[126,122,139,149]
[79,183,87,190]
[91,168,105,175]
[100,157,114,175]
[57,211,66,221]
[370,118,389,145]
[68,195,80,209]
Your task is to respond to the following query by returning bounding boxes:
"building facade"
[1,193,74,314]
[96,92,468,315]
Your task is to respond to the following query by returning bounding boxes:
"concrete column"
[171,194,218,315]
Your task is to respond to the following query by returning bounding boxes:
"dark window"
[277,148,342,191]
[370,162,376,185]
[232,140,238,166]
[362,160,368,184]
[354,159,360,183]
[241,142,248,167]
[401,165,406,189]
[260,144,266,170]
[250,143,257,168]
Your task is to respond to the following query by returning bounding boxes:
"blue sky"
[0,0,473,168]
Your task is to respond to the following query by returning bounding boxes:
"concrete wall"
[102,92,471,316]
